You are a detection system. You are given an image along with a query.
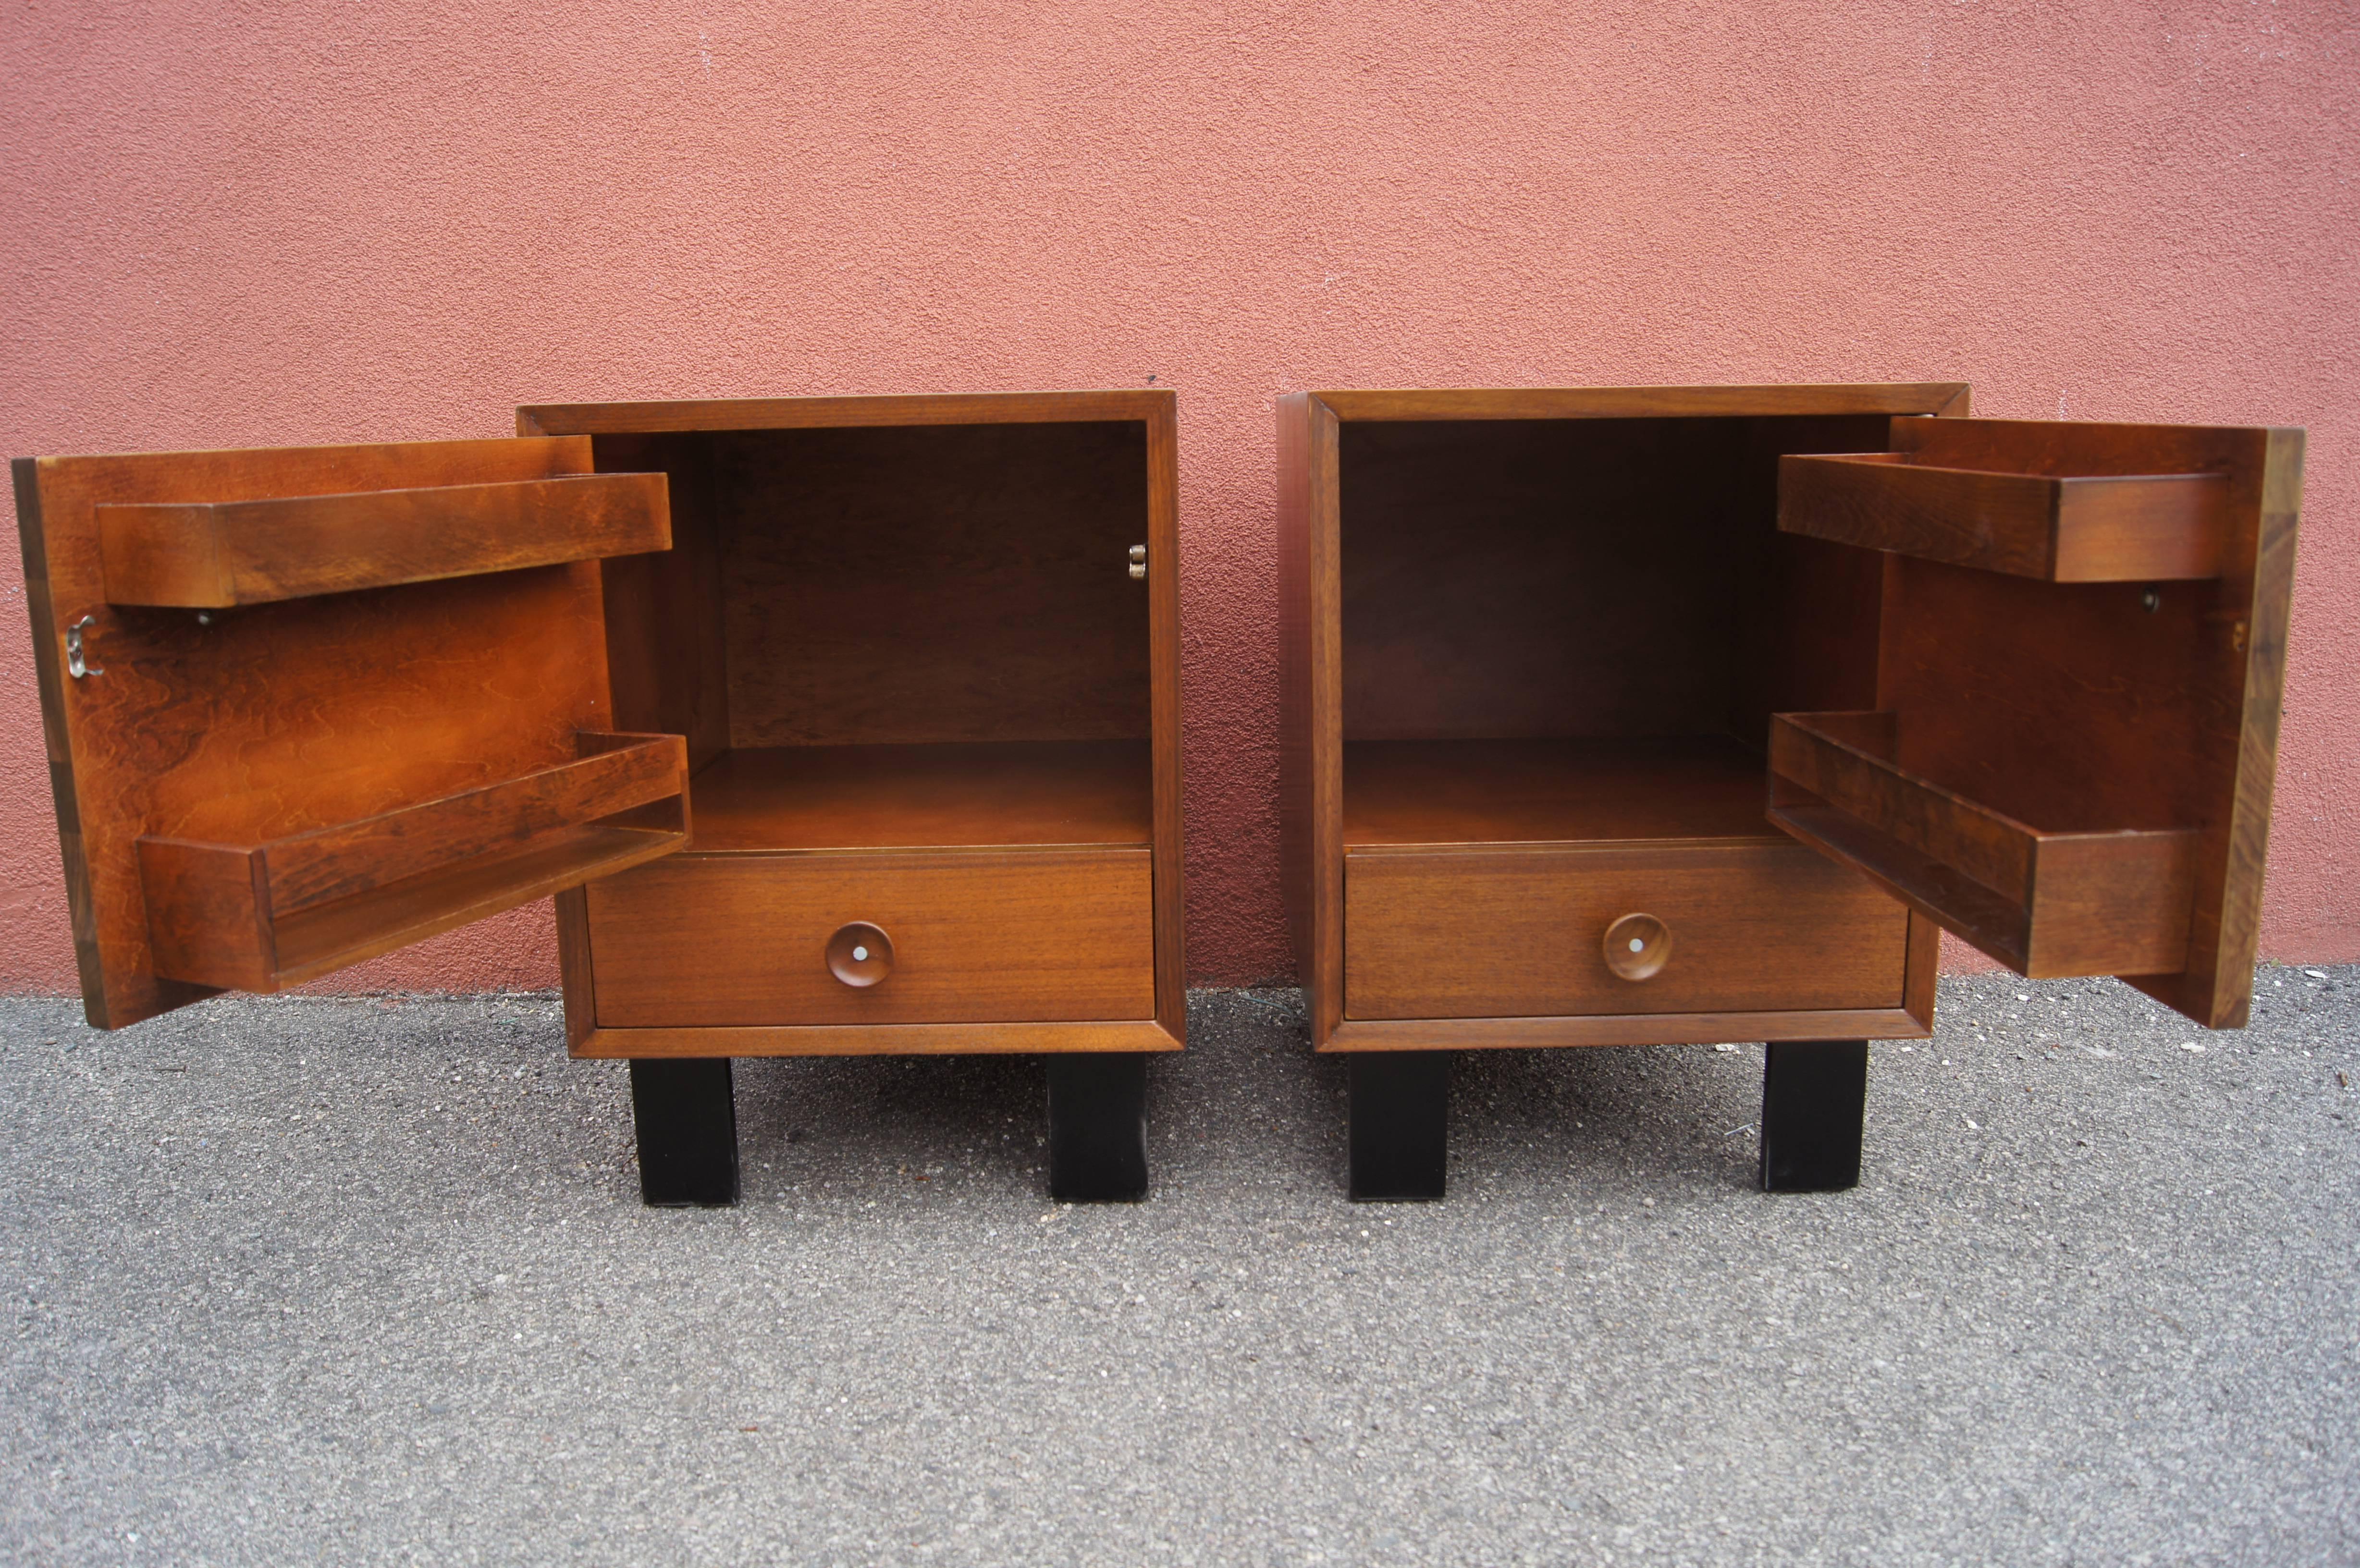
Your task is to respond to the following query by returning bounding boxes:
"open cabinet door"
[1767,416,2303,1029]
[14,435,691,1029]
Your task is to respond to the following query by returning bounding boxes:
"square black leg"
[629,1058,739,1207]
[1349,1051,1449,1201]
[1047,1053,1149,1202]
[1759,1039,1868,1193]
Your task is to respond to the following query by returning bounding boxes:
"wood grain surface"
[588,432,733,772]
[96,471,671,607]
[1321,1005,1931,1052]
[1768,793,2198,980]
[1311,384,1971,424]
[1343,736,1777,846]
[175,819,683,992]
[584,848,1153,1028]
[683,741,1149,853]
[1842,417,2299,1022]
[568,1018,1182,1059]
[1779,450,2228,581]
[707,421,1150,748]
[1345,841,1908,1020]
[1337,415,1893,743]
[1279,384,1966,1050]
[519,390,1172,437]
[128,731,686,992]
[531,392,1185,1052]
[13,435,632,1028]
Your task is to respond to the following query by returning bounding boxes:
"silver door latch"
[1127,545,1147,581]
[64,615,103,678]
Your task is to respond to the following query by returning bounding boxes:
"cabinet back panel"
[1340,416,1890,743]
[592,433,732,770]
[709,423,1151,747]
[1727,418,1894,745]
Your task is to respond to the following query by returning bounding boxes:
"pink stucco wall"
[2,2,2355,995]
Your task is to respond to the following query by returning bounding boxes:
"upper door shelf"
[1778,417,2234,581]
[98,470,670,607]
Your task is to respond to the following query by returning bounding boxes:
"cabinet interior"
[596,420,1155,854]
[1339,414,1895,849]
[1333,403,2249,994]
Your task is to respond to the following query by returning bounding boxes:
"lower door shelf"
[1768,710,2199,977]
[138,731,687,991]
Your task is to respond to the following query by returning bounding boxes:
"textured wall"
[2,1,2355,995]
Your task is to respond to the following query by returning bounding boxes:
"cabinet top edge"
[12,433,587,473]
[1301,383,1971,421]
[517,389,1173,436]
[1892,414,2305,440]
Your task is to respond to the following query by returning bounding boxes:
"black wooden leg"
[629,1058,739,1207]
[1349,1051,1449,1201]
[1047,1053,1149,1202]
[1759,1039,1868,1193]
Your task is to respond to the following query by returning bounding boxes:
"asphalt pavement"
[2,972,2355,1565]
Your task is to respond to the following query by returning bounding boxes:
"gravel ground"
[1,971,2355,1566]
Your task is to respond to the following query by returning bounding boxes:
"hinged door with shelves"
[1771,416,2301,1029]
[14,435,687,1029]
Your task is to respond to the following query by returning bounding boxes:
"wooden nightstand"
[15,390,1185,1206]
[1276,384,2300,1198]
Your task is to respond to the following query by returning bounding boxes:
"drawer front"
[587,849,1154,1028]
[1345,842,1908,1020]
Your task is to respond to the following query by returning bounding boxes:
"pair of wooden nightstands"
[14,384,2300,1207]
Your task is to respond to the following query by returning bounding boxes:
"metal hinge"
[64,615,102,678]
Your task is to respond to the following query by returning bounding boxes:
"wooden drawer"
[585,848,1154,1028]
[1345,841,1908,1021]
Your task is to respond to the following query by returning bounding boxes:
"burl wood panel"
[585,849,1154,1028]
[1345,842,1909,1020]
[711,421,1150,748]
[12,436,625,1029]
[96,471,670,608]
[1848,418,2302,1026]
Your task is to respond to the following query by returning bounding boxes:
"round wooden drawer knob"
[1603,913,1672,981]
[826,922,894,988]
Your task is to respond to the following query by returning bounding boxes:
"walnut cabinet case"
[15,391,1185,1205]
[1275,384,2302,1198]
